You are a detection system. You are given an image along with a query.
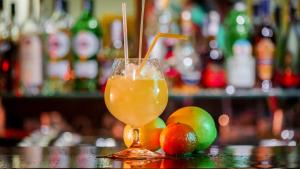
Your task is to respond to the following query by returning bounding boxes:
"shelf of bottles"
[1,0,300,99]
[3,88,300,99]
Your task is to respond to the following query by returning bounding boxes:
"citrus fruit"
[167,106,217,151]
[160,123,198,155]
[123,118,166,151]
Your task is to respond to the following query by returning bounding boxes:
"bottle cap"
[207,11,220,36]
[234,2,246,11]
[233,39,252,56]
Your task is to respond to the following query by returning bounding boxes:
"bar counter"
[0,145,297,168]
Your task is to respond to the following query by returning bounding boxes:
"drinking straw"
[122,2,129,73]
[138,0,145,65]
[138,33,187,73]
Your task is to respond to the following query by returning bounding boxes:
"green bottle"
[223,2,252,58]
[71,0,102,91]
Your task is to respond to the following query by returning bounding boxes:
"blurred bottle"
[274,1,288,87]
[10,3,21,95]
[49,147,69,168]
[174,9,201,89]
[76,147,96,168]
[71,0,102,92]
[146,0,180,61]
[9,3,20,43]
[19,0,43,95]
[148,0,182,90]
[224,2,252,58]
[253,0,262,28]
[163,45,181,89]
[43,0,73,95]
[254,0,276,91]
[202,11,226,88]
[100,19,123,92]
[227,40,255,88]
[0,1,17,94]
[276,0,300,88]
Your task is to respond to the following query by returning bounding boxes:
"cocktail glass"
[104,58,168,159]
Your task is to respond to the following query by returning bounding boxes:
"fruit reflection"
[122,159,162,168]
[160,154,215,168]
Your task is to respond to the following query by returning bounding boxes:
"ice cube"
[123,63,138,78]
[140,64,163,79]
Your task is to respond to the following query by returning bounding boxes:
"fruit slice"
[123,118,166,151]
[167,106,217,151]
[160,123,198,155]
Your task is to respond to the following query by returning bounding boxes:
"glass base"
[110,148,163,159]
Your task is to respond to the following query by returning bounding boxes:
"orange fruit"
[167,106,217,151]
[160,123,198,155]
[123,118,166,151]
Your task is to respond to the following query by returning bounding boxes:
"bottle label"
[47,32,70,59]
[255,39,274,80]
[47,61,69,79]
[0,41,11,54]
[203,64,226,88]
[20,35,43,86]
[230,40,255,87]
[227,56,255,88]
[74,61,98,78]
[72,31,99,59]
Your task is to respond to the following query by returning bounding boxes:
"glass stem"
[130,128,142,148]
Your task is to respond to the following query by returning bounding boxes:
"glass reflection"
[76,146,96,168]
[49,147,69,168]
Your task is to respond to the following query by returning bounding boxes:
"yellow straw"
[138,33,187,73]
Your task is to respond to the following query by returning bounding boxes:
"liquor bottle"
[254,0,276,91]
[223,2,252,58]
[100,19,123,92]
[163,45,181,89]
[9,3,20,93]
[71,0,102,91]
[9,3,20,43]
[19,0,43,95]
[174,9,201,90]
[276,0,300,88]
[0,1,17,94]
[274,0,288,86]
[43,0,73,95]
[202,11,226,88]
[227,40,255,88]
[147,0,180,61]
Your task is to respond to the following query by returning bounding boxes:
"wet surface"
[0,145,298,168]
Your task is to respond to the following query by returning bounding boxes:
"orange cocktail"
[104,32,186,159]
[105,75,168,127]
